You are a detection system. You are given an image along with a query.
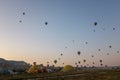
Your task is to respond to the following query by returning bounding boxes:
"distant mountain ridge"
[0,58,30,71]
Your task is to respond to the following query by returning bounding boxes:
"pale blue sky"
[0,0,120,67]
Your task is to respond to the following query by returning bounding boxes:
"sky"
[0,0,120,67]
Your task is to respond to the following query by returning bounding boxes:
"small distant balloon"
[54,60,57,64]
[102,28,106,31]
[107,53,109,55]
[93,29,96,32]
[98,49,101,51]
[83,59,86,63]
[100,59,102,63]
[100,63,103,66]
[47,61,49,64]
[58,58,60,60]
[78,61,80,64]
[91,55,94,58]
[75,63,77,65]
[65,46,67,49]
[72,40,75,43]
[23,12,25,15]
[117,51,119,53]
[61,53,63,56]
[45,22,48,25]
[94,22,97,26]
[77,51,81,55]
[113,28,115,30]
[109,45,112,48]
[85,42,88,44]
[19,20,22,23]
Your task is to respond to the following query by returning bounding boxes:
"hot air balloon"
[113,28,115,30]
[23,12,25,15]
[61,53,63,56]
[45,22,48,25]
[102,28,106,31]
[91,55,94,58]
[77,51,81,55]
[83,59,86,63]
[99,59,102,63]
[58,58,60,60]
[78,61,80,64]
[117,51,119,53]
[54,60,57,64]
[109,45,112,48]
[98,49,101,51]
[65,46,68,48]
[19,20,22,23]
[72,40,75,43]
[100,63,103,66]
[85,42,88,44]
[93,29,95,32]
[75,63,77,65]
[94,22,97,26]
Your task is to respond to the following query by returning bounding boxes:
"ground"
[0,69,120,80]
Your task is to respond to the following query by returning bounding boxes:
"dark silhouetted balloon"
[77,51,81,55]
[107,53,109,55]
[75,63,77,65]
[94,22,97,26]
[78,61,80,64]
[113,28,115,30]
[85,42,88,44]
[19,20,22,23]
[117,51,119,53]
[23,12,25,15]
[83,59,86,63]
[98,49,101,51]
[47,61,49,64]
[61,53,63,56]
[109,45,112,48]
[54,60,57,64]
[100,63,103,66]
[91,55,94,58]
[100,59,102,63]
[45,22,48,25]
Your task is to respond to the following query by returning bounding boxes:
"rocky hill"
[0,58,30,72]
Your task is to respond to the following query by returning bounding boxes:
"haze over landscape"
[0,0,120,67]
